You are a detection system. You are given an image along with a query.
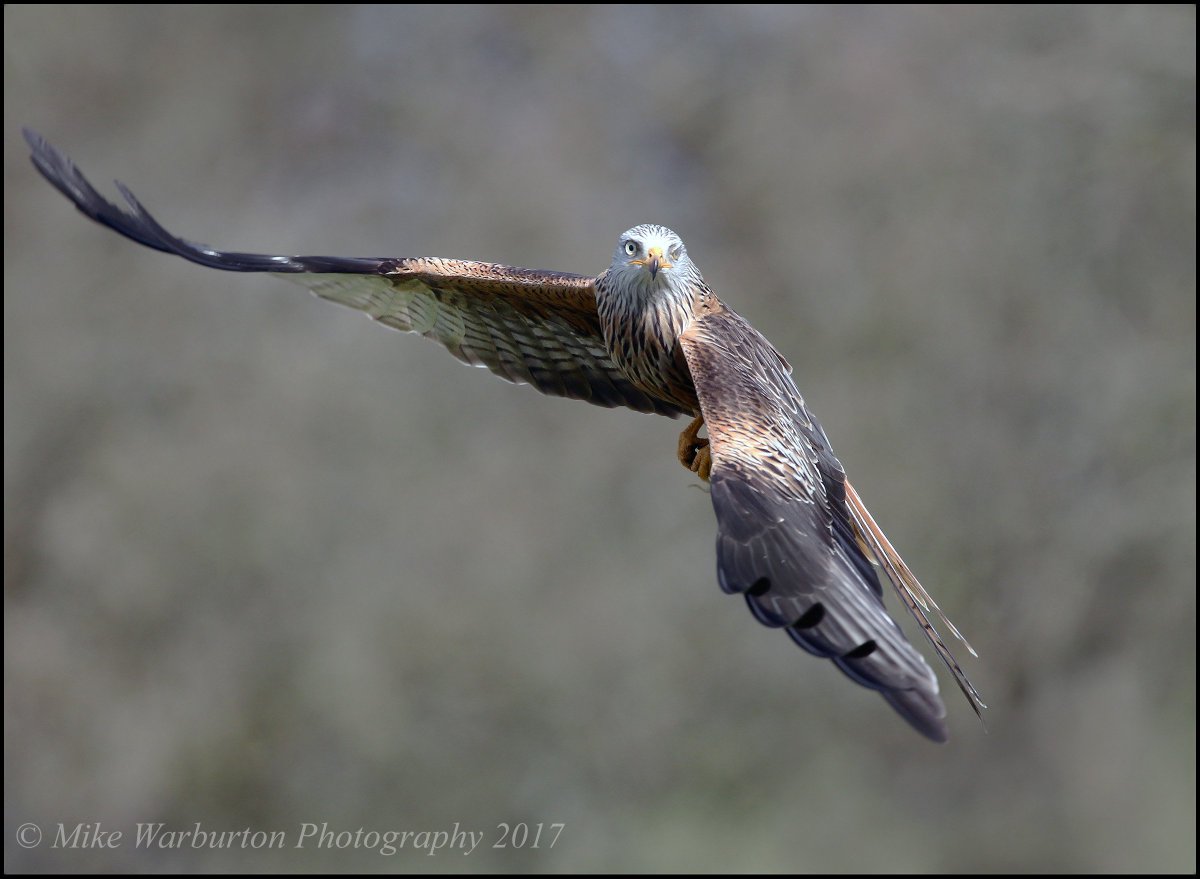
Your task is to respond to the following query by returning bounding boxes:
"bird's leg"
[677,414,712,482]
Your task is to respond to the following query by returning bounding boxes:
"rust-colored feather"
[845,482,987,722]
[21,129,687,419]
[680,308,958,742]
[26,131,981,741]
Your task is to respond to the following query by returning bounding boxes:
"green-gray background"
[5,5,1195,873]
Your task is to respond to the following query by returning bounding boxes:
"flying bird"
[24,129,984,741]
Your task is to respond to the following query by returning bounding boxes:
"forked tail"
[845,481,987,724]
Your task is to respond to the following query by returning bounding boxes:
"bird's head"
[610,224,694,293]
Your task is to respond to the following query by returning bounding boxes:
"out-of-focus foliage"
[5,5,1194,873]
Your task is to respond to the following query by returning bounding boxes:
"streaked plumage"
[24,130,983,741]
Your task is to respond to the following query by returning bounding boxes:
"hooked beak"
[643,246,673,279]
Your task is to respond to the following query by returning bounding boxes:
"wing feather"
[24,129,688,418]
[680,307,952,742]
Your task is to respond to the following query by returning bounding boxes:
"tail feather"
[845,481,987,724]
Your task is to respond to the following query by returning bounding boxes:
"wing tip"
[24,130,395,277]
[882,688,950,743]
[22,126,43,151]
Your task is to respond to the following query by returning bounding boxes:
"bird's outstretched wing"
[24,129,688,417]
[680,306,953,741]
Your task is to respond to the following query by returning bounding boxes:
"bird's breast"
[597,284,700,414]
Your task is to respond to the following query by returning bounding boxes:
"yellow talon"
[677,415,712,482]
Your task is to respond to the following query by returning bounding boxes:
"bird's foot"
[677,415,712,482]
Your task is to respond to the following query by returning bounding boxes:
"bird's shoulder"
[382,257,597,308]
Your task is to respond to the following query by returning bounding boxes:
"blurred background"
[4,5,1195,872]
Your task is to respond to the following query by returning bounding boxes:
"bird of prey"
[24,129,983,742]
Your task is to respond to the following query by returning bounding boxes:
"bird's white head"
[609,224,696,295]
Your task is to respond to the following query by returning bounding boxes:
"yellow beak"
[645,246,673,279]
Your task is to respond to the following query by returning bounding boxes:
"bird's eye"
[670,245,682,260]
[624,241,637,256]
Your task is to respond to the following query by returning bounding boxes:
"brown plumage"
[24,130,983,741]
